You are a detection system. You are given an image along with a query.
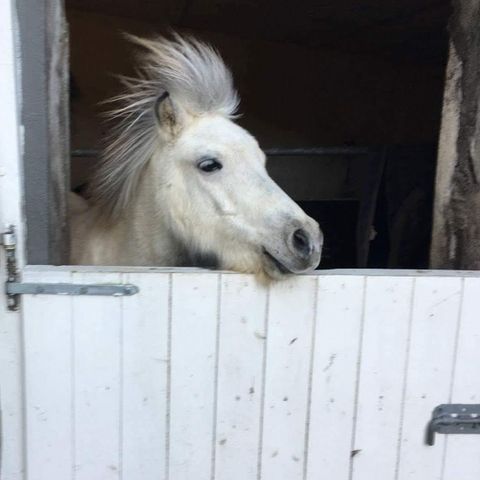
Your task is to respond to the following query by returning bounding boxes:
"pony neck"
[104,163,183,266]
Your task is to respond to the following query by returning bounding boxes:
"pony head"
[91,34,323,280]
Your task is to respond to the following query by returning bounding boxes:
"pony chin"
[230,260,292,286]
[219,248,292,285]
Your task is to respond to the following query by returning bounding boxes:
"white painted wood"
[0,0,25,244]
[351,276,414,480]
[0,2,28,479]
[306,275,365,480]
[214,274,268,480]
[71,271,123,479]
[22,269,73,480]
[168,272,220,480]
[121,273,170,480]
[0,300,25,480]
[397,277,463,480]
[442,277,480,479]
[260,276,317,480]
[18,269,480,480]
[21,264,480,278]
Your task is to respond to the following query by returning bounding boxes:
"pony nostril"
[292,228,312,257]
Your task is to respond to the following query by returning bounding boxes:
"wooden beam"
[430,0,480,269]
[17,0,70,265]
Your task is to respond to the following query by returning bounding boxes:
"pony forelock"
[89,33,240,220]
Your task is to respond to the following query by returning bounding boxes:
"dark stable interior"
[66,0,451,269]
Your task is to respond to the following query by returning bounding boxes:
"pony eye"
[197,157,223,173]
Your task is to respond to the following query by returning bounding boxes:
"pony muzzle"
[286,224,323,272]
[264,222,323,275]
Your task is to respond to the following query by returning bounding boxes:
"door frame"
[16,0,70,265]
[0,1,28,478]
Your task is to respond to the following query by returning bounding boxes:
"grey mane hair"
[89,33,240,220]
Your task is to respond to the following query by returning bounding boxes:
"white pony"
[70,34,323,281]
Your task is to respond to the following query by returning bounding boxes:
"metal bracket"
[6,282,138,297]
[427,404,480,446]
[2,226,139,311]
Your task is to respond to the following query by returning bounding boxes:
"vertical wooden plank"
[214,274,268,480]
[430,0,480,270]
[351,277,414,479]
[16,0,70,264]
[430,43,461,270]
[15,0,49,264]
[169,272,219,480]
[121,273,170,480]
[0,0,26,242]
[22,269,73,480]
[397,277,462,480]
[442,277,480,479]
[260,276,317,480]
[72,272,122,479]
[0,2,26,477]
[0,289,24,480]
[306,275,365,480]
[46,0,70,264]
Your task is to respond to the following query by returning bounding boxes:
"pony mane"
[89,33,240,220]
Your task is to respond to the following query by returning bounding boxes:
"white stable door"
[18,267,480,480]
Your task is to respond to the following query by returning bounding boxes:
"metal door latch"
[2,226,138,311]
[427,404,480,445]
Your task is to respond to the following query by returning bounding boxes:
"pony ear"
[154,92,188,138]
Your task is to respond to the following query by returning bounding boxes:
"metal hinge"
[2,225,20,310]
[427,404,480,445]
[2,226,138,311]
